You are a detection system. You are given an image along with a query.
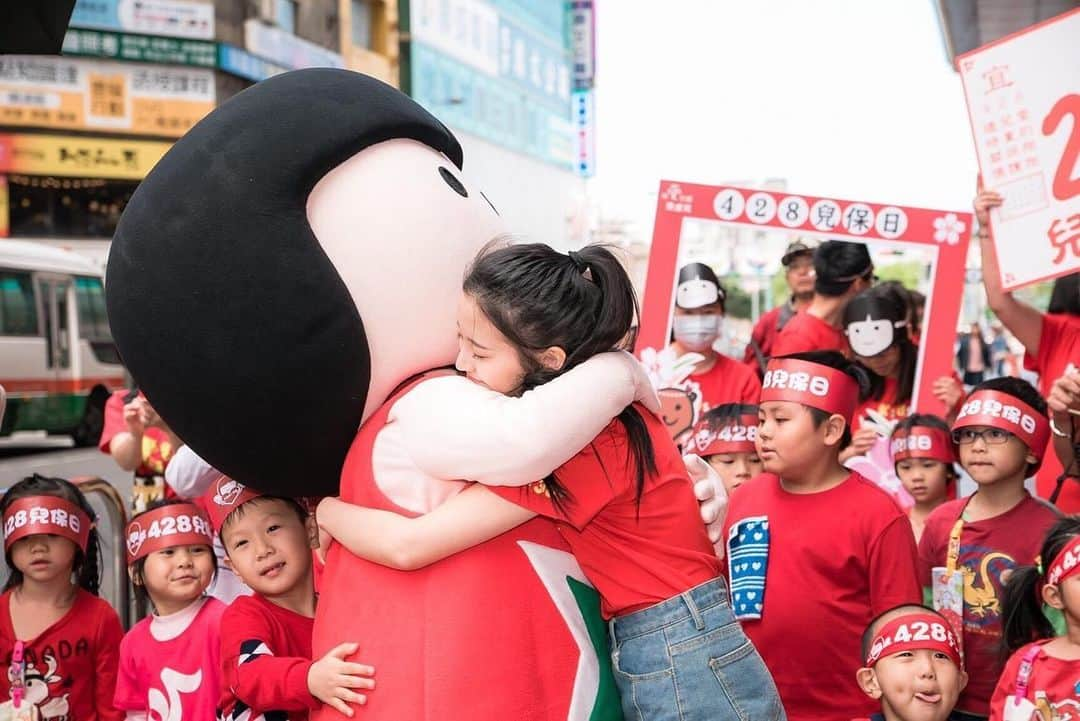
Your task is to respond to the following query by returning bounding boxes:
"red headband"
[952,389,1049,461]
[1046,536,1080,587]
[865,613,963,670]
[891,427,957,465]
[202,475,262,534]
[760,358,859,423]
[687,414,759,456]
[125,503,214,565]
[3,496,91,553]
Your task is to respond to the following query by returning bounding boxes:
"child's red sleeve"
[94,603,125,721]
[220,603,318,712]
[917,516,944,587]
[113,632,144,711]
[987,645,1026,721]
[867,514,921,617]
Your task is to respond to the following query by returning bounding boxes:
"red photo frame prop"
[636,181,972,415]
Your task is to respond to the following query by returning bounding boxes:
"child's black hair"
[968,376,1048,475]
[892,414,959,483]
[219,496,309,551]
[1047,272,1080,316]
[845,284,918,407]
[463,241,657,511]
[701,403,759,431]
[813,240,873,297]
[1000,515,1080,657]
[859,603,949,661]
[773,350,872,450]
[129,498,218,611]
[1,474,102,595]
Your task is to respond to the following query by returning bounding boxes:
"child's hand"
[932,376,964,413]
[307,642,375,717]
[122,398,148,435]
[973,188,1003,230]
[1048,371,1080,415]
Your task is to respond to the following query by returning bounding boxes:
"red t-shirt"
[690,354,762,410]
[219,594,318,720]
[0,589,124,721]
[98,391,178,477]
[771,310,848,357]
[114,597,225,719]
[918,494,1059,716]
[722,472,921,721]
[1023,313,1080,511]
[989,640,1079,721]
[491,406,721,619]
[743,304,785,366]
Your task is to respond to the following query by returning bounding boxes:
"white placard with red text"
[958,7,1080,291]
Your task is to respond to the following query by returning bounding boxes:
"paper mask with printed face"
[843,292,907,358]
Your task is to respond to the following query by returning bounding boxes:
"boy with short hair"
[918,377,1059,719]
[724,351,921,721]
[685,403,763,495]
[204,476,374,720]
[852,605,968,721]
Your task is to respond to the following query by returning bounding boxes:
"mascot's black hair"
[107,69,463,496]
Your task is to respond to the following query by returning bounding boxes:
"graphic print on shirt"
[8,653,70,720]
[727,516,769,621]
[658,382,700,442]
[1003,696,1080,721]
[958,544,1015,628]
[148,668,202,721]
[217,640,288,721]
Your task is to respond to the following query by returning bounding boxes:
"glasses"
[952,428,1013,445]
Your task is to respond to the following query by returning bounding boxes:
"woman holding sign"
[977,186,1080,510]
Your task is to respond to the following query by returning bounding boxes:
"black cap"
[781,239,816,267]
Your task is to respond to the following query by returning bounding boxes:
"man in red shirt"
[664,262,761,445]
[744,239,816,374]
[772,240,874,358]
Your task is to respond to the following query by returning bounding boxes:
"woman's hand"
[932,376,965,417]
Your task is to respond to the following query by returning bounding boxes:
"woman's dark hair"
[814,240,873,297]
[1047,273,1080,316]
[1,474,102,595]
[774,350,872,450]
[1001,516,1080,656]
[891,414,958,483]
[463,241,657,508]
[130,498,218,611]
[844,283,918,407]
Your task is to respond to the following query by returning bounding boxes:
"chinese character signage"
[0,133,172,180]
[243,19,344,70]
[573,89,595,177]
[0,56,215,138]
[637,182,972,415]
[70,0,214,40]
[62,28,217,67]
[958,7,1080,291]
[568,1,595,91]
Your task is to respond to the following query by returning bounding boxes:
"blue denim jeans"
[608,577,786,721]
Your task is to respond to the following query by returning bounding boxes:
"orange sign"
[0,175,8,238]
[0,56,214,138]
[0,133,171,180]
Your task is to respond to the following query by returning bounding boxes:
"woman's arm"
[318,486,537,570]
[390,351,659,486]
[976,188,1043,355]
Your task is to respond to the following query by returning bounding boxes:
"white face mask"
[673,314,723,352]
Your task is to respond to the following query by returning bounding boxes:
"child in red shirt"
[918,378,1060,719]
[723,351,922,721]
[205,478,375,720]
[317,243,785,721]
[990,516,1080,720]
[0,474,124,720]
[685,403,763,496]
[890,415,957,543]
[851,605,968,721]
[114,499,224,720]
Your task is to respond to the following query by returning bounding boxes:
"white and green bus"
[0,240,124,444]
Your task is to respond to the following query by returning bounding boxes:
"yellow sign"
[0,134,171,180]
[0,56,214,138]
[0,176,8,238]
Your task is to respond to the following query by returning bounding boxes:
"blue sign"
[217,44,289,82]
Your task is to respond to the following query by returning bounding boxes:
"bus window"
[0,271,38,336]
[75,275,111,341]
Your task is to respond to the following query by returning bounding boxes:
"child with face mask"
[664,262,761,444]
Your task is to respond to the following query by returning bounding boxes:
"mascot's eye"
[438,167,468,198]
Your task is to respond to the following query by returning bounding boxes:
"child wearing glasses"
[917,377,1060,721]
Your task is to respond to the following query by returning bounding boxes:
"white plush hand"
[685,454,728,554]
[618,351,661,414]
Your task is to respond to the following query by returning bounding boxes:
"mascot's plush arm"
[390,351,659,486]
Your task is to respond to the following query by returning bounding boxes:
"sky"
[591,1,981,235]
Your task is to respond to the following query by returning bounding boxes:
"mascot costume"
[106,69,722,720]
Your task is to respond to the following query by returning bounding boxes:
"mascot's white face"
[307,139,506,422]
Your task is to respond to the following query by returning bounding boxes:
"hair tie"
[567,250,594,282]
[1036,555,1044,575]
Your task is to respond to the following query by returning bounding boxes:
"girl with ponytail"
[0,474,123,719]
[991,516,1080,720]
[318,241,785,720]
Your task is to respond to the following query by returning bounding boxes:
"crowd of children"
[3,225,1080,720]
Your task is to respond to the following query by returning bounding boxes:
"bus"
[0,240,125,444]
